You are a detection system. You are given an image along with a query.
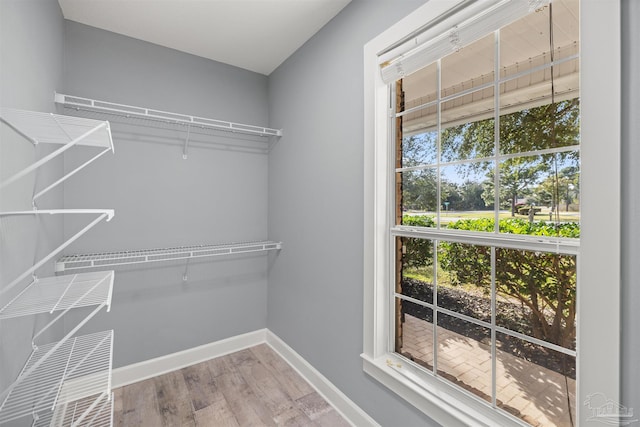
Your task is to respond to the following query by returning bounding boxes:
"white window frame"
[363,1,620,426]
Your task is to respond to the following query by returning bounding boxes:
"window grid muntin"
[396,144,578,173]
[392,21,579,421]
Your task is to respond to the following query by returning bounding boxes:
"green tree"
[438,99,580,215]
[533,165,580,212]
[402,133,436,167]
[403,169,437,211]
[458,180,488,210]
[482,157,547,216]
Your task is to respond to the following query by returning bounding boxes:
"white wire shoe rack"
[0,109,116,426]
[56,240,282,272]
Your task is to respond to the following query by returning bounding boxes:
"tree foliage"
[402,169,438,211]
[430,99,581,215]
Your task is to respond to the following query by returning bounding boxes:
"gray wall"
[266,1,438,426]
[60,22,271,367]
[621,0,640,414]
[0,0,66,422]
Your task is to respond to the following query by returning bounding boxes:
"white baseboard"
[265,330,380,427]
[110,328,378,427]
[111,329,267,388]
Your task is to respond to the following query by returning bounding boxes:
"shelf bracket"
[183,125,191,160]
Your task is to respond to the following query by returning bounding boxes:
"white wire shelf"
[0,209,115,299]
[35,392,113,427]
[55,240,282,272]
[0,330,113,425]
[55,92,283,138]
[0,271,114,320]
[0,108,114,195]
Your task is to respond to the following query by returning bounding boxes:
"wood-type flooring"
[112,344,351,427]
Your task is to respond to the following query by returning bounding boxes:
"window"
[363,1,620,426]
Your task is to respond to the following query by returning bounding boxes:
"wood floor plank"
[113,345,352,427]
[206,354,233,378]
[272,406,316,427]
[154,370,196,426]
[112,387,124,427]
[215,366,277,426]
[295,392,334,420]
[250,344,315,401]
[193,397,240,427]
[182,362,222,411]
[120,378,163,427]
[237,355,296,415]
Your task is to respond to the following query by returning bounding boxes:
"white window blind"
[378,0,549,84]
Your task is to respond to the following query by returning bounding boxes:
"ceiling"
[57,0,352,76]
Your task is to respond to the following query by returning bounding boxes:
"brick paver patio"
[400,314,576,426]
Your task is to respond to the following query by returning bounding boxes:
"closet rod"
[55,240,282,272]
[55,92,283,138]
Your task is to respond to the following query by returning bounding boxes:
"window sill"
[361,353,527,427]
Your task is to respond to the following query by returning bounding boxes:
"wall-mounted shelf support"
[0,209,114,298]
[55,240,282,272]
[55,92,283,138]
[183,125,191,159]
[0,109,114,204]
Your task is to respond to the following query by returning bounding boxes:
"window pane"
[437,242,492,321]
[402,62,437,114]
[441,34,494,99]
[499,0,580,157]
[401,132,437,167]
[496,332,576,426]
[440,109,495,162]
[536,151,580,226]
[500,0,579,80]
[496,248,576,350]
[499,94,580,155]
[436,313,492,403]
[396,298,434,370]
[397,237,434,305]
[402,62,437,137]
[440,161,494,227]
[498,153,580,234]
[498,155,545,220]
[400,169,438,214]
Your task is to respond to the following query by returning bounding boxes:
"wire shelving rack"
[55,241,282,272]
[0,330,113,425]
